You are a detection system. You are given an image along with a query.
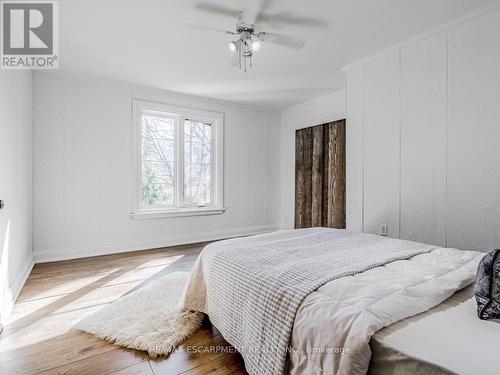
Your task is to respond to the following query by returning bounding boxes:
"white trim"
[342,1,500,72]
[444,30,449,248]
[131,100,224,218]
[175,115,183,208]
[398,50,402,239]
[1,255,34,324]
[131,207,226,219]
[33,225,279,263]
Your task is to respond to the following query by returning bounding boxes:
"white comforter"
[182,229,484,375]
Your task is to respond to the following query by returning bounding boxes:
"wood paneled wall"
[295,120,346,229]
[345,8,500,250]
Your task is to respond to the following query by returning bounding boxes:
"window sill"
[130,207,226,219]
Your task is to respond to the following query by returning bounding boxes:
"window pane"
[142,138,174,161]
[184,120,212,205]
[141,114,175,206]
[142,161,174,185]
[142,115,174,140]
[142,182,174,206]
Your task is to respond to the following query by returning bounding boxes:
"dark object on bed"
[475,249,500,320]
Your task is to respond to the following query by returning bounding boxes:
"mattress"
[182,228,484,375]
[370,285,500,375]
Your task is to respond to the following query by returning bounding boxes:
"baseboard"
[33,224,279,263]
[1,254,34,324]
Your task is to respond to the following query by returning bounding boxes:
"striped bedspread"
[204,228,436,375]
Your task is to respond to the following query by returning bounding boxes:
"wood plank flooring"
[0,243,247,375]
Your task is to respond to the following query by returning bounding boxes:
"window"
[131,100,224,218]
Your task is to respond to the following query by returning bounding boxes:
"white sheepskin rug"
[73,271,204,357]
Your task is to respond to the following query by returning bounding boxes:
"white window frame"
[131,100,225,219]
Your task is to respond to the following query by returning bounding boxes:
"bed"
[370,285,500,375]
[181,228,487,375]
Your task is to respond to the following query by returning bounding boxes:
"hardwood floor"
[0,243,247,375]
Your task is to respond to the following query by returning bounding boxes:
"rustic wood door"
[295,120,346,229]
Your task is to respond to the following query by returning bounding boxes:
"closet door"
[295,120,346,229]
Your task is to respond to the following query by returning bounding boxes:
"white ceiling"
[60,0,495,111]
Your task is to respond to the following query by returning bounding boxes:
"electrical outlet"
[380,224,389,237]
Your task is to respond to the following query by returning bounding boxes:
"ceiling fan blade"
[259,32,305,49]
[240,0,273,25]
[258,13,329,28]
[196,3,240,18]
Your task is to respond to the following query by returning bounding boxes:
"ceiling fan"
[195,0,327,71]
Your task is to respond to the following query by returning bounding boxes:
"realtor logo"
[1,0,58,69]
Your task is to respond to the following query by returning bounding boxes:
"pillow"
[475,249,500,320]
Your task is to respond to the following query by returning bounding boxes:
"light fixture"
[196,2,308,72]
[250,39,261,52]
[229,41,238,53]
[228,37,262,71]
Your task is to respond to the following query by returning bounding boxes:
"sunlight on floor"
[101,255,185,288]
[0,253,185,352]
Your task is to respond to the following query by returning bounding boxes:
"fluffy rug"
[73,271,203,357]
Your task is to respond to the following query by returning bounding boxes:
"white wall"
[0,71,34,322]
[33,72,281,262]
[280,91,346,229]
[345,6,500,251]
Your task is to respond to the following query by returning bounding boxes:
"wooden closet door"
[295,120,346,229]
